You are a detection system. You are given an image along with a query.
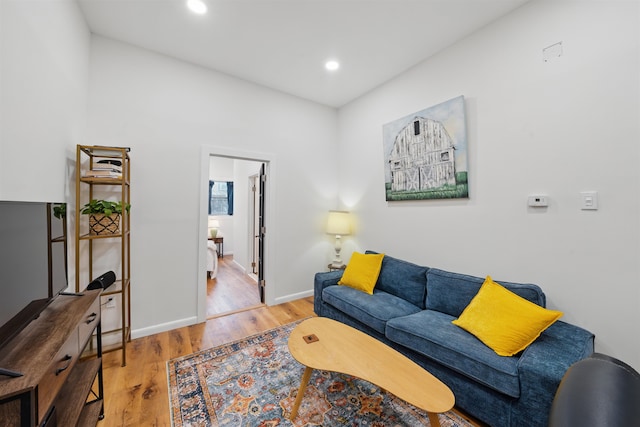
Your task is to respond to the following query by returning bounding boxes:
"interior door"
[251,175,260,275]
[258,163,266,303]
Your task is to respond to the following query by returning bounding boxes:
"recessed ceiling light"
[187,0,207,15]
[325,60,340,71]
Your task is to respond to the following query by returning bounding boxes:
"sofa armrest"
[515,320,594,424]
[314,271,344,315]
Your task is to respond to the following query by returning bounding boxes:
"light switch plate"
[580,191,598,210]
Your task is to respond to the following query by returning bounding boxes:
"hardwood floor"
[207,255,262,317]
[99,296,315,426]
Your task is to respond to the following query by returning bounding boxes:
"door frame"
[197,145,276,323]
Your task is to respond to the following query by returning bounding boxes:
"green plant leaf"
[53,203,66,219]
[81,199,131,215]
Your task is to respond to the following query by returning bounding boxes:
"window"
[414,120,420,136]
[208,181,234,215]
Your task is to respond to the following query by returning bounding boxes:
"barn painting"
[382,96,468,201]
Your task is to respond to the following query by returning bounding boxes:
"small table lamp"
[208,218,220,238]
[326,210,351,268]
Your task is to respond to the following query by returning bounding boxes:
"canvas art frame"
[382,95,468,201]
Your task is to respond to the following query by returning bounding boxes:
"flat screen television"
[0,200,69,356]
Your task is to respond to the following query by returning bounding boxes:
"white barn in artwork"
[388,117,456,192]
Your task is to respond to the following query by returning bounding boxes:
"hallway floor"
[207,255,262,318]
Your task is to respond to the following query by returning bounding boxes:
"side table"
[209,236,224,258]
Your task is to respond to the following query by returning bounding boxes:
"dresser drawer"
[78,297,101,349]
[37,330,79,423]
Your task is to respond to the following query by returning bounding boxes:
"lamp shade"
[208,218,220,228]
[326,211,351,236]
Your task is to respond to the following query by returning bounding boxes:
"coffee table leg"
[290,366,313,420]
[427,411,441,427]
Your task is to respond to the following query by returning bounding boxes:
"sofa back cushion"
[426,268,546,317]
[366,251,428,309]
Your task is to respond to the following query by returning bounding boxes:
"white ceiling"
[78,0,530,108]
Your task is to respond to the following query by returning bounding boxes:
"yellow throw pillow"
[338,252,385,295]
[452,276,563,356]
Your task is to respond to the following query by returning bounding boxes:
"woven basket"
[89,213,121,236]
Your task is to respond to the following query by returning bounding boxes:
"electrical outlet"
[528,195,548,207]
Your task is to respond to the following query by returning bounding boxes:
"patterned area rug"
[167,320,472,427]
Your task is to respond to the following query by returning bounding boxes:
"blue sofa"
[313,252,595,427]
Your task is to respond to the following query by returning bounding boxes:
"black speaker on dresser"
[86,271,116,291]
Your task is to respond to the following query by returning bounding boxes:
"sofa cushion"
[322,285,421,335]
[452,276,563,356]
[338,252,385,294]
[386,310,522,398]
[365,251,428,309]
[426,268,546,317]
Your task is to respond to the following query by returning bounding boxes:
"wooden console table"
[0,290,104,426]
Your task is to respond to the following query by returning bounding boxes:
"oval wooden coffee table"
[288,317,455,425]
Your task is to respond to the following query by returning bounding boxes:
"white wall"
[0,0,89,201]
[337,0,640,368]
[0,0,90,295]
[85,36,338,336]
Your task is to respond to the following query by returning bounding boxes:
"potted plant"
[81,199,130,236]
[53,203,66,219]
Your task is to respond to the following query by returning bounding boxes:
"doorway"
[197,146,274,324]
[206,158,264,318]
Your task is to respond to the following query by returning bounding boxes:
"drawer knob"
[55,354,73,376]
[86,312,98,324]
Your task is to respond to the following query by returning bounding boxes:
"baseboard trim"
[132,316,198,339]
[231,258,246,275]
[273,289,313,305]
